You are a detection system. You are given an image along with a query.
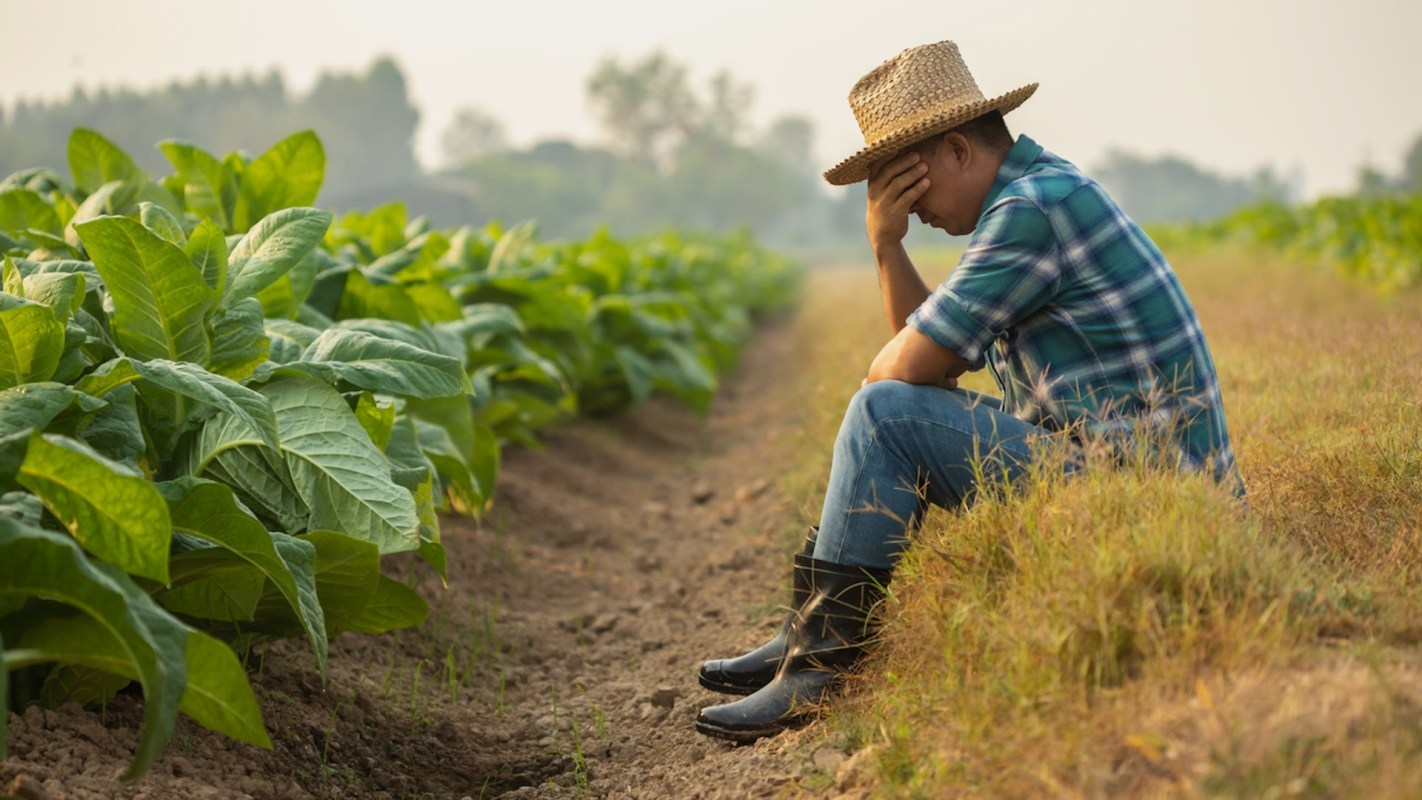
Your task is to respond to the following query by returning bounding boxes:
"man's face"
[899,134,981,236]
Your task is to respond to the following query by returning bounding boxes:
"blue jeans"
[813,380,1057,570]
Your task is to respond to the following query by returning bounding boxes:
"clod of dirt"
[692,483,716,504]
[649,687,682,708]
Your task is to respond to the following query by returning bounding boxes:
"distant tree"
[299,56,420,197]
[440,105,507,168]
[1093,150,1283,224]
[585,52,698,166]
[0,57,422,207]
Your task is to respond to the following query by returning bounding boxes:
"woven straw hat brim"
[822,82,1038,186]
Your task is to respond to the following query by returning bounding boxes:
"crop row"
[0,129,800,776]
[1155,193,1422,291]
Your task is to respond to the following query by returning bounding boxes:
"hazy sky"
[3,0,1420,197]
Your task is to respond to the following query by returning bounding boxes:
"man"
[694,41,1240,742]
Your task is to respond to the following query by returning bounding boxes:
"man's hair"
[949,110,1013,154]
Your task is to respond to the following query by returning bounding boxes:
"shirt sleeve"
[907,196,1062,370]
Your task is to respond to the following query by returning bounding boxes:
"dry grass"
[779,249,1422,798]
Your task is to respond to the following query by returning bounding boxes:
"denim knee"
[844,380,922,432]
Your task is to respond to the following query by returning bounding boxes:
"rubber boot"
[697,526,818,695]
[695,558,892,743]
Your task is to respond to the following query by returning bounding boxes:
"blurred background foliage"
[4,52,1418,249]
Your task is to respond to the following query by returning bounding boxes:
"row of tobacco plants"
[0,129,800,777]
[1154,191,1422,291]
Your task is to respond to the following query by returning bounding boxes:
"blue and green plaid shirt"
[907,135,1240,485]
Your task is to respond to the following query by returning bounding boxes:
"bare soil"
[2,312,849,799]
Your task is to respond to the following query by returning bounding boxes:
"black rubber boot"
[695,558,892,743]
[697,527,818,695]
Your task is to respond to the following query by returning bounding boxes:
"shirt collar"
[979,134,1044,218]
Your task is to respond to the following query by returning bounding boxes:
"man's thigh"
[848,381,1052,508]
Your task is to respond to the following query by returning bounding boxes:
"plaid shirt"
[907,135,1240,485]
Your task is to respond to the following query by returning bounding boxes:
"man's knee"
[847,380,941,425]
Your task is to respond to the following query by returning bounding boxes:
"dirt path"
[3,307,846,799]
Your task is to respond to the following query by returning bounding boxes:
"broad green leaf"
[0,382,100,438]
[268,533,324,659]
[2,256,22,297]
[0,491,43,526]
[403,281,465,322]
[138,202,186,247]
[337,575,427,634]
[298,530,380,632]
[226,208,332,304]
[176,628,270,746]
[51,319,89,385]
[405,393,478,462]
[64,181,136,251]
[0,519,186,779]
[418,539,448,584]
[467,423,500,511]
[253,249,320,319]
[414,417,476,508]
[354,392,395,451]
[158,140,236,229]
[232,131,325,232]
[409,477,445,582]
[0,297,64,390]
[0,188,62,236]
[157,565,265,621]
[67,129,146,195]
[218,377,420,553]
[75,216,215,365]
[196,435,305,533]
[24,231,85,261]
[336,269,422,326]
[330,318,441,351]
[487,220,537,273]
[19,271,86,321]
[264,318,320,364]
[0,431,27,492]
[16,610,269,748]
[332,203,407,256]
[78,383,145,467]
[77,357,279,452]
[8,257,104,289]
[290,328,472,399]
[162,479,326,676]
[17,433,172,583]
[185,219,228,295]
[206,298,269,381]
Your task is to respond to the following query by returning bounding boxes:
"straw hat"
[823,41,1038,186]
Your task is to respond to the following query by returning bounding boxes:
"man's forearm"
[872,240,932,333]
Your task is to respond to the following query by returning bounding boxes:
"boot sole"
[696,672,769,696]
[693,716,798,743]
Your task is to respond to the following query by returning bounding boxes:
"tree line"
[8,54,1411,243]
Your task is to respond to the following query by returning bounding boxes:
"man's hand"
[866,151,930,253]
[863,325,967,390]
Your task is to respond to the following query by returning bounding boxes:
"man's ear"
[944,131,971,172]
